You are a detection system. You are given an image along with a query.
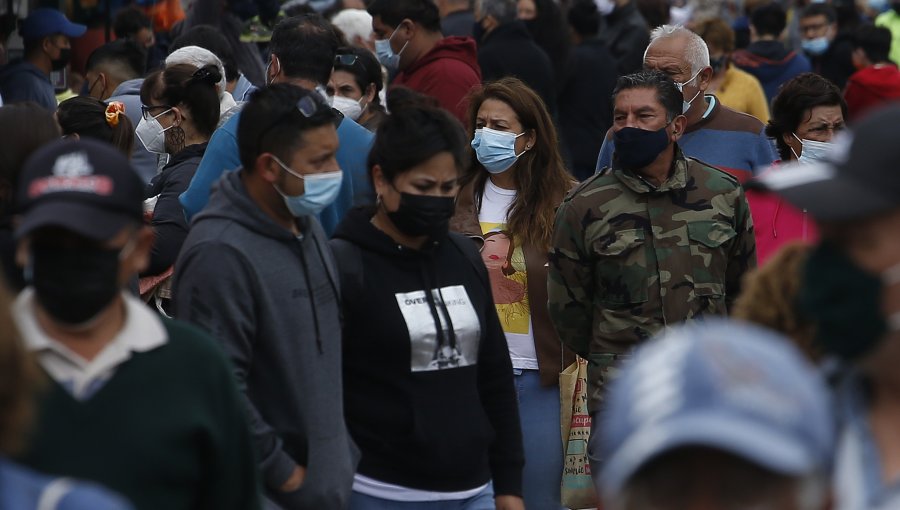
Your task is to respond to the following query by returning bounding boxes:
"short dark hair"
[238,84,337,172]
[568,0,600,37]
[854,24,892,64]
[751,3,787,38]
[367,0,441,32]
[140,64,222,138]
[113,7,151,39]
[612,70,683,123]
[334,46,384,107]
[171,25,239,83]
[801,3,837,24]
[85,39,146,79]
[57,97,135,157]
[270,14,340,86]
[368,88,468,184]
[766,73,847,160]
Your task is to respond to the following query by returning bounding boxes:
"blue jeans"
[514,369,565,509]
[348,483,494,509]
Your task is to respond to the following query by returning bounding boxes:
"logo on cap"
[28,151,113,198]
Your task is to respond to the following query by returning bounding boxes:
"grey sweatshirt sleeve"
[172,242,299,490]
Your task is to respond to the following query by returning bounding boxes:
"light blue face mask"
[471,127,528,174]
[792,133,834,164]
[272,156,344,217]
[674,68,703,114]
[374,23,409,72]
[802,36,830,56]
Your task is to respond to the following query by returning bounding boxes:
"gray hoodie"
[172,170,357,509]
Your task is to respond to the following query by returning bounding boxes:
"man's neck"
[26,54,51,76]
[35,295,127,362]
[635,145,675,187]
[276,76,320,92]
[240,171,300,236]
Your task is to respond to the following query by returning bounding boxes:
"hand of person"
[495,495,525,510]
[279,465,306,493]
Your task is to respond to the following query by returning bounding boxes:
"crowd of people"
[0,0,898,509]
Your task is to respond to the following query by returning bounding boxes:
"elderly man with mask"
[595,25,778,183]
[755,105,900,510]
[549,70,756,479]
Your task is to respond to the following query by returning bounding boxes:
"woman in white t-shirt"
[450,77,576,510]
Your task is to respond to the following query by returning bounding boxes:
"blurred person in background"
[845,24,900,121]
[756,105,900,510]
[559,0,618,181]
[0,8,86,111]
[592,0,650,75]
[636,0,670,31]
[515,0,570,92]
[368,0,482,123]
[875,0,900,64]
[138,64,221,278]
[330,91,524,510]
[695,18,770,123]
[476,0,557,115]
[732,2,812,103]
[83,40,156,183]
[437,0,476,37]
[170,25,257,103]
[800,3,856,89]
[331,8,376,50]
[452,77,574,509]
[329,46,387,131]
[596,25,777,182]
[57,98,134,157]
[0,104,59,291]
[598,320,834,510]
[113,7,165,70]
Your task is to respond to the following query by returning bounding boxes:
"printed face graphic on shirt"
[480,226,529,334]
[395,285,481,372]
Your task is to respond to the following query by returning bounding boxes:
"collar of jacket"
[614,144,688,194]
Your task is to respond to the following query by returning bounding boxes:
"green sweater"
[17,319,261,510]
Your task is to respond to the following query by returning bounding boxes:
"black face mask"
[613,124,672,170]
[30,243,123,326]
[50,47,71,71]
[386,192,455,239]
[472,20,486,43]
[710,55,729,74]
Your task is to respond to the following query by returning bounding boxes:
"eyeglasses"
[141,104,173,120]
[335,54,360,67]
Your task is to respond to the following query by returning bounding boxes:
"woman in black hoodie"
[330,91,525,510]
[137,63,220,277]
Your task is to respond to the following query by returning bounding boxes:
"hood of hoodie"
[0,59,49,83]
[401,36,480,78]
[733,41,801,79]
[110,78,143,97]
[193,168,314,242]
[847,65,900,99]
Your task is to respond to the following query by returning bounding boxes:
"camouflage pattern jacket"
[548,147,757,412]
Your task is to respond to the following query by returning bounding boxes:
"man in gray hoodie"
[172,84,356,509]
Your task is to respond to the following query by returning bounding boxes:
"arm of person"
[144,166,194,276]
[725,187,757,310]
[172,243,302,493]
[751,126,779,171]
[548,198,595,357]
[179,123,240,221]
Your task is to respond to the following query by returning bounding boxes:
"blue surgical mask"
[869,0,889,12]
[471,127,528,174]
[802,36,830,56]
[272,156,343,217]
[375,23,409,72]
[792,133,834,164]
[674,68,703,114]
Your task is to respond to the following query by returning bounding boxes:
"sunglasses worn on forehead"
[335,54,360,67]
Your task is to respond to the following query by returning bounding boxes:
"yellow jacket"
[713,65,771,123]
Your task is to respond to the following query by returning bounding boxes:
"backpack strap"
[37,478,73,510]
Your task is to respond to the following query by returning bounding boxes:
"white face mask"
[674,68,703,114]
[792,133,834,164]
[135,108,173,155]
[331,95,364,121]
[595,0,616,15]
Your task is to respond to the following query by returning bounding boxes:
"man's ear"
[697,66,714,92]
[255,153,281,184]
[365,83,377,103]
[671,115,688,141]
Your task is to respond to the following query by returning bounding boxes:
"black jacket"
[478,21,557,114]
[143,142,206,276]
[598,1,650,76]
[807,31,856,90]
[330,207,524,497]
[559,38,618,180]
[441,9,475,38]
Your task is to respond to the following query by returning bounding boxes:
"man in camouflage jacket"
[549,70,757,417]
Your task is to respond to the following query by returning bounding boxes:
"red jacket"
[844,64,900,122]
[393,36,482,123]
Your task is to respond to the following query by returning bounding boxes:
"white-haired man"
[596,25,778,183]
[331,9,375,51]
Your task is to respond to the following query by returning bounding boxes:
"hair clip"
[105,101,126,127]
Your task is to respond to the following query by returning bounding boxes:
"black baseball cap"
[16,139,144,241]
[749,105,900,222]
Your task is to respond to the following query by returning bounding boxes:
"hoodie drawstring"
[297,241,323,355]
[418,249,458,358]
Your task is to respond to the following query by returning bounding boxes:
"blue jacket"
[0,457,133,510]
[0,60,56,110]
[179,108,375,236]
[732,40,812,103]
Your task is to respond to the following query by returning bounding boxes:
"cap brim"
[60,21,87,38]
[16,201,136,241]
[601,411,819,495]
[750,161,897,222]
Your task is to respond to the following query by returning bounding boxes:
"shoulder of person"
[685,157,741,189]
[562,170,618,203]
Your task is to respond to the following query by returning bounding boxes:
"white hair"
[643,24,710,77]
[165,46,228,98]
[330,9,373,45]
